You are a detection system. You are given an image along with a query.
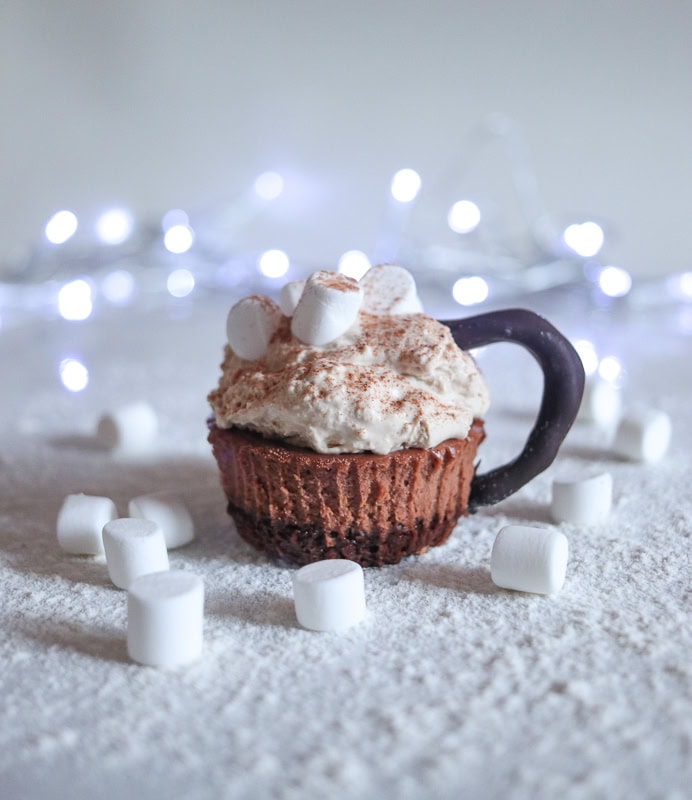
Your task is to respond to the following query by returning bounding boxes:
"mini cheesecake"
[208,420,485,567]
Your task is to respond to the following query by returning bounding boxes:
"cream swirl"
[208,309,489,455]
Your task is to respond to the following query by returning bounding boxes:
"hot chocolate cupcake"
[208,265,491,567]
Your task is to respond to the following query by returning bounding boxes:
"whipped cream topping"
[209,274,490,454]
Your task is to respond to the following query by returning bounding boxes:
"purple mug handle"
[440,308,585,511]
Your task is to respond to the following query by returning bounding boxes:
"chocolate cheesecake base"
[208,420,485,567]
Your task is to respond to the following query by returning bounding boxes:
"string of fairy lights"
[1,115,690,395]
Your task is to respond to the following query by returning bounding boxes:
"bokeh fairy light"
[57,279,93,321]
[45,210,78,245]
[59,357,89,392]
[2,117,691,345]
[448,200,481,235]
[452,276,490,306]
[258,249,290,279]
[390,169,422,203]
[338,250,371,280]
[96,209,134,245]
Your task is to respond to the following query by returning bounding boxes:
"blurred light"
[102,269,135,305]
[573,339,599,376]
[258,249,290,279]
[59,358,89,392]
[667,271,692,301]
[680,272,692,298]
[598,355,623,384]
[161,209,189,232]
[598,265,632,298]
[45,210,78,245]
[254,171,284,201]
[452,276,489,306]
[563,221,604,258]
[96,208,133,245]
[448,200,481,234]
[390,168,421,203]
[338,250,371,280]
[163,224,194,254]
[167,268,195,298]
[58,279,93,321]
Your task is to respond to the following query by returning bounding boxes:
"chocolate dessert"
[208,420,485,567]
[208,265,491,567]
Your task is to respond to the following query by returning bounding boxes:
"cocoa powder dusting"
[313,271,361,293]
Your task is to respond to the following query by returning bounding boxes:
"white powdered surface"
[0,295,690,800]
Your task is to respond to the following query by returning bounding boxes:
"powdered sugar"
[0,297,690,800]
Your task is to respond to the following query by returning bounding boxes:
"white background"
[2,0,691,278]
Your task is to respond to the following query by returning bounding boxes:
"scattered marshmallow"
[226,294,282,360]
[291,271,363,346]
[491,525,569,595]
[293,559,366,631]
[278,279,306,316]
[127,571,204,668]
[56,493,117,555]
[102,518,169,589]
[128,491,195,549]
[611,408,672,463]
[96,402,159,454]
[578,377,622,428]
[359,264,424,315]
[551,472,613,525]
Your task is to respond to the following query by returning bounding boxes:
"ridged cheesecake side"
[208,420,485,567]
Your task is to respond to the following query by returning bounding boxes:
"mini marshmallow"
[278,280,306,316]
[96,402,158,453]
[56,493,117,555]
[359,264,424,315]
[578,377,622,429]
[226,294,282,360]
[128,491,194,549]
[102,518,169,589]
[611,408,672,463]
[127,571,204,668]
[551,472,613,525]
[491,525,569,595]
[293,559,366,632]
[291,271,363,346]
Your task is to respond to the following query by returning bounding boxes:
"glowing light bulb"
[448,200,481,234]
[167,268,195,298]
[598,355,623,384]
[598,265,632,298]
[338,250,371,280]
[45,210,78,245]
[390,168,421,203]
[96,208,133,245]
[59,358,89,392]
[161,209,189,232]
[258,249,289,278]
[163,224,194,254]
[573,339,599,376]
[58,279,93,321]
[254,171,284,201]
[102,270,135,305]
[452,276,489,306]
[563,221,604,258]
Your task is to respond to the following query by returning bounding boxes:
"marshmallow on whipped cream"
[209,265,490,455]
